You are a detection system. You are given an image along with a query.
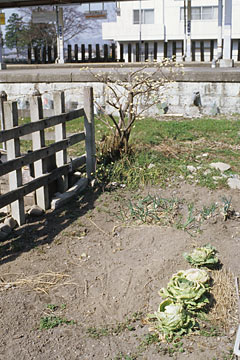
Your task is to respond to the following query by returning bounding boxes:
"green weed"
[39,316,75,330]
[200,203,217,220]
[128,194,180,225]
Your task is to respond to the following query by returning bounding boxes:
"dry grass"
[0,271,72,294]
[209,268,238,331]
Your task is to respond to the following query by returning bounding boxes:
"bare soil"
[0,182,240,360]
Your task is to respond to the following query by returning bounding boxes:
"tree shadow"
[0,186,103,266]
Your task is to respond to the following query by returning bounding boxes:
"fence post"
[28,44,32,64]
[81,44,85,62]
[42,45,47,64]
[53,91,68,192]
[136,43,140,62]
[104,44,108,62]
[111,43,116,62]
[67,44,72,62]
[84,87,96,180]
[48,45,52,63]
[0,90,7,150]
[74,44,78,62]
[96,44,100,62]
[4,101,25,225]
[88,44,92,62]
[30,91,50,210]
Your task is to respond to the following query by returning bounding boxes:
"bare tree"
[19,5,100,45]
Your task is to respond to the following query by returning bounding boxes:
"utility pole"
[220,0,233,66]
[217,0,223,59]
[56,6,64,64]
[186,0,192,61]
[139,0,142,62]
[183,0,187,59]
[0,9,6,70]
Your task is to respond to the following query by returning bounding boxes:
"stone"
[4,217,17,229]
[0,223,12,235]
[148,163,155,169]
[0,230,9,241]
[210,162,231,172]
[28,205,44,216]
[204,169,211,176]
[210,102,220,116]
[227,178,240,190]
[51,178,88,210]
[219,59,234,68]
[187,165,197,173]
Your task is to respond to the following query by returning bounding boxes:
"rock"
[210,102,220,116]
[28,205,44,216]
[210,162,231,172]
[51,178,88,210]
[0,230,9,241]
[204,169,211,175]
[187,165,197,173]
[227,178,240,190]
[148,163,155,169]
[4,217,17,229]
[0,223,12,235]
[231,174,240,179]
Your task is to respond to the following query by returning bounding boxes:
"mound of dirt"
[0,183,239,359]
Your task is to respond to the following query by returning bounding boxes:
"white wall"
[103,0,240,42]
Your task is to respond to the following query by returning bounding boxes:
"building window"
[180,6,218,20]
[133,9,154,24]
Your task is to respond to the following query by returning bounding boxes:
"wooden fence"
[0,87,95,226]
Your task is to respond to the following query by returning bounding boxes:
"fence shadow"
[0,186,102,266]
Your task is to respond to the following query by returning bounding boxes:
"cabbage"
[174,269,210,285]
[183,244,219,267]
[148,299,194,339]
[159,276,209,311]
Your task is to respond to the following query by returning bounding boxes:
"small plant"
[39,316,75,330]
[159,276,209,311]
[184,244,219,268]
[148,299,195,340]
[128,195,179,225]
[221,196,233,220]
[200,203,217,220]
[87,326,109,339]
[46,304,58,311]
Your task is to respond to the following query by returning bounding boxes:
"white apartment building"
[102,0,240,62]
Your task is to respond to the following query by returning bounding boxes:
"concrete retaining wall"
[1,66,240,116]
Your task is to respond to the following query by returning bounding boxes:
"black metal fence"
[27,43,118,64]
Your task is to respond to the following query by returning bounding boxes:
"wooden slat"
[84,87,96,180]
[0,155,87,209]
[54,91,68,192]
[30,94,49,210]
[0,108,84,143]
[4,101,25,225]
[0,132,85,177]
[0,164,70,209]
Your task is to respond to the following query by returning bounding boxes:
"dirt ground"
[0,182,240,360]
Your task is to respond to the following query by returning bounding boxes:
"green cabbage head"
[183,244,219,267]
[159,276,209,311]
[174,268,210,285]
[148,299,194,339]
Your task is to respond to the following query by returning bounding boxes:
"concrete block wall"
[0,73,240,117]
